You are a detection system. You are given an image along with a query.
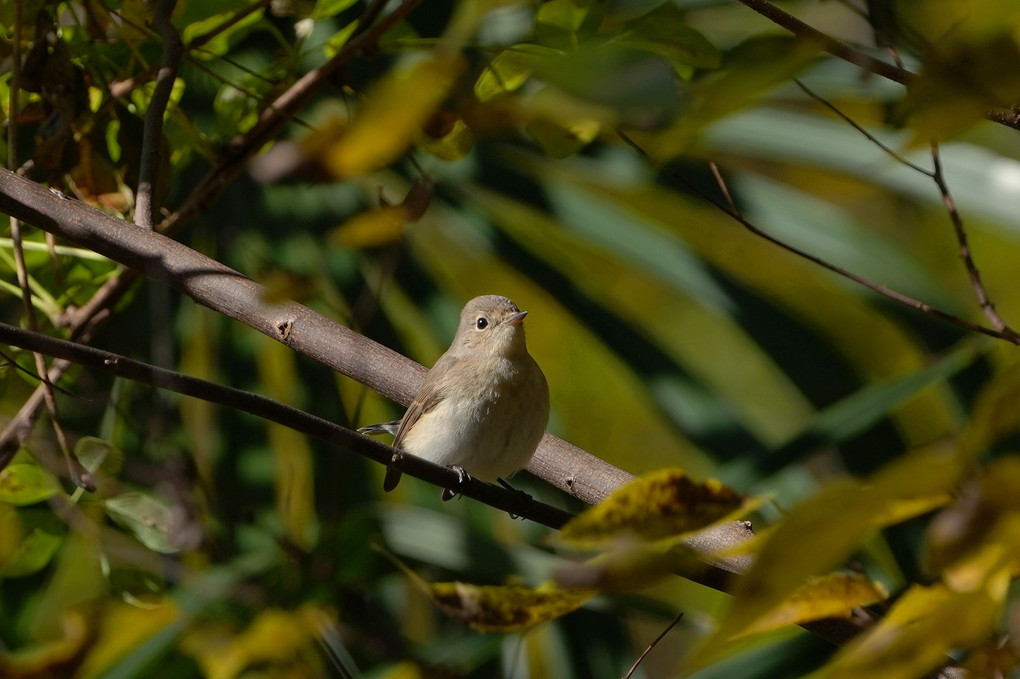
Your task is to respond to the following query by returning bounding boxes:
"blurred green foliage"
[3,0,1020,677]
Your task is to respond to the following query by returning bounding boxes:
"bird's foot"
[441,465,472,501]
[497,477,533,519]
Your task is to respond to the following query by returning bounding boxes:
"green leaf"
[0,464,59,505]
[474,45,560,102]
[74,436,123,475]
[181,8,265,59]
[611,3,721,71]
[105,492,178,554]
[0,528,63,577]
[311,0,358,21]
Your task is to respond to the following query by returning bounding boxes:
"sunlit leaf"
[964,362,1020,456]
[557,469,747,547]
[745,572,888,635]
[181,8,265,59]
[820,581,1003,679]
[475,46,560,102]
[0,609,89,677]
[700,444,964,658]
[105,492,178,554]
[0,528,62,577]
[554,537,707,591]
[927,456,1020,573]
[76,598,180,677]
[418,117,475,161]
[181,604,336,678]
[428,581,596,632]
[325,56,464,177]
[255,336,319,551]
[330,205,411,249]
[0,464,59,505]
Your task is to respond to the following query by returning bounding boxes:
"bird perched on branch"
[360,295,549,501]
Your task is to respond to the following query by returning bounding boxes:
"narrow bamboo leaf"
[326,56,463,177]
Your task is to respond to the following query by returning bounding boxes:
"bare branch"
[623,612,683,679]
[136,0,183,229]
[0,321,575,530]
[5,1,93,490]
[930,143,1020,341]
[618,131,1020,345]
[0,0,424,465]
[0,168,635,506]
[736,0,1020,132]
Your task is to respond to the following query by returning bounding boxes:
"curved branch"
[0,168,635,507]
[0,321,575,530]
[736,0,1020,132]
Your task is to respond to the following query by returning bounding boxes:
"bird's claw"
[497,477,532,519]
[441,465,471,501]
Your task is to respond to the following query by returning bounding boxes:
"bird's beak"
[504,310,528,326]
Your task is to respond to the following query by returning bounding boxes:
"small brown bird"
[360,295,550,500]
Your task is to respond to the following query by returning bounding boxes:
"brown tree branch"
[0,168,636,507]
[736,0,1020,132]
[135,0,183,230]
[0,321,575,530]
[0,0,423,468]
[6,2,93,489]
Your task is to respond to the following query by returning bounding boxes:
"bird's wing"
[384,355,458,491]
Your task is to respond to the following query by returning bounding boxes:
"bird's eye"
[475,317,488,330]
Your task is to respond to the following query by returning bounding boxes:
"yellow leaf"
[182,604,335,679]
[330,205,411,249]
[326,56,463,178]
[256,337,318,550]
[745,572,887,636]
[417,117,475,161]
[428,581,595,632]
[556,468,748,547]
[821,581,1002,679]
[554,538,706,592]
[0,609,88,677]
[700,445,963,659]
[927,456,1020,573]
[79,599,179,677]
[964,363,1020,456]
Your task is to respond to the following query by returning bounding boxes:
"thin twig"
[620,130,1020,345]
[0,321,575,530]
[6,3,93,490]
[793,79,931,175]
[735,0,1020,132]
[136,0,183,229]
[708,162,741,216]
[930,142,1020,341]
[0,0,425,464]
[622,612,683,679]
[792,81,1018,339]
